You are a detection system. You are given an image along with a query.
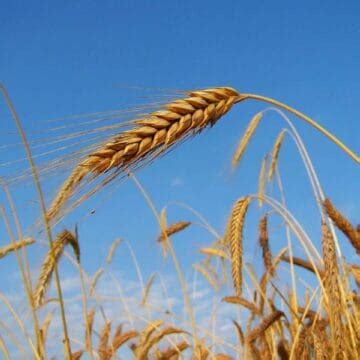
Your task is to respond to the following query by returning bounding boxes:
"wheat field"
[0,83,359,359]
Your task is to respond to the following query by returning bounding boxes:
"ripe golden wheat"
[47,87,245,220]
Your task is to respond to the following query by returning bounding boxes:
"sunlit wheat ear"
[33,230,79,308]
[141,273,156,306]
[0,238,35,259]
[231,111,262,168]
[268,129,286,180]
[324,198,360,254]
[47,87,243,220]
[157,221,191,242]
[258,215,273,275]
[224,196,251,297]
[321,221,343,357]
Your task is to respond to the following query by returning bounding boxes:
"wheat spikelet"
[89,268,104,296]
[193,263,219,291]
[258,216,273,275]
[158,221,191,242]
[106,238,122,264]
[85,308,95,353]
[141,273,156,306]
[155,341,189,359]
[246,310,283,343]
[214,354,232,360]
[231,111,263,168]
[268,129,286,180]
[111,329,138,355]
[191,341,210,360]
[257,155,267,207]
[98,321,111,360]
[222,296,261,315]
[324,198,360,254]
[0,238,35,259]
[47,87,242,220]
[33,230,78,308]
[134,323,184,360]
[224,196,250,296]
[199,247,229,259]
[321,221,343,358]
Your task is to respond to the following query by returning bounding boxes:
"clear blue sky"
[0,1,359,345]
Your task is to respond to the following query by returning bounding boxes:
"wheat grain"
[224,197,250,296]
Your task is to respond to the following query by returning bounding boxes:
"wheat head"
[47,87,243,220]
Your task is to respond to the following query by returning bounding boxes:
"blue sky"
[0,1,359,356]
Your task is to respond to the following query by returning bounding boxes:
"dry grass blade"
[232,112,263,168]
[224,196,250,296]
[47,87,242,220]
[0,238,35,260]
[324,198,360,254]
[33,230,78,308]
[192,341,210,360]
[321,222,343,358]
[106,238,122,264]
[258,216,273,275]
[158,221,191,242]
[223,296,261,315]
[246,310,283,343]
[268,129,286,180]
[214,354,233,360]
[280,254,324,277]
[141,273,156,306]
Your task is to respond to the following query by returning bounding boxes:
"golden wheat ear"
[46,87,243,221]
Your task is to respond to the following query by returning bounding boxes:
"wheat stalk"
[33,230,79,308]
[47,87,242,220]
[224,197,250,296]
[0,238,35,260]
